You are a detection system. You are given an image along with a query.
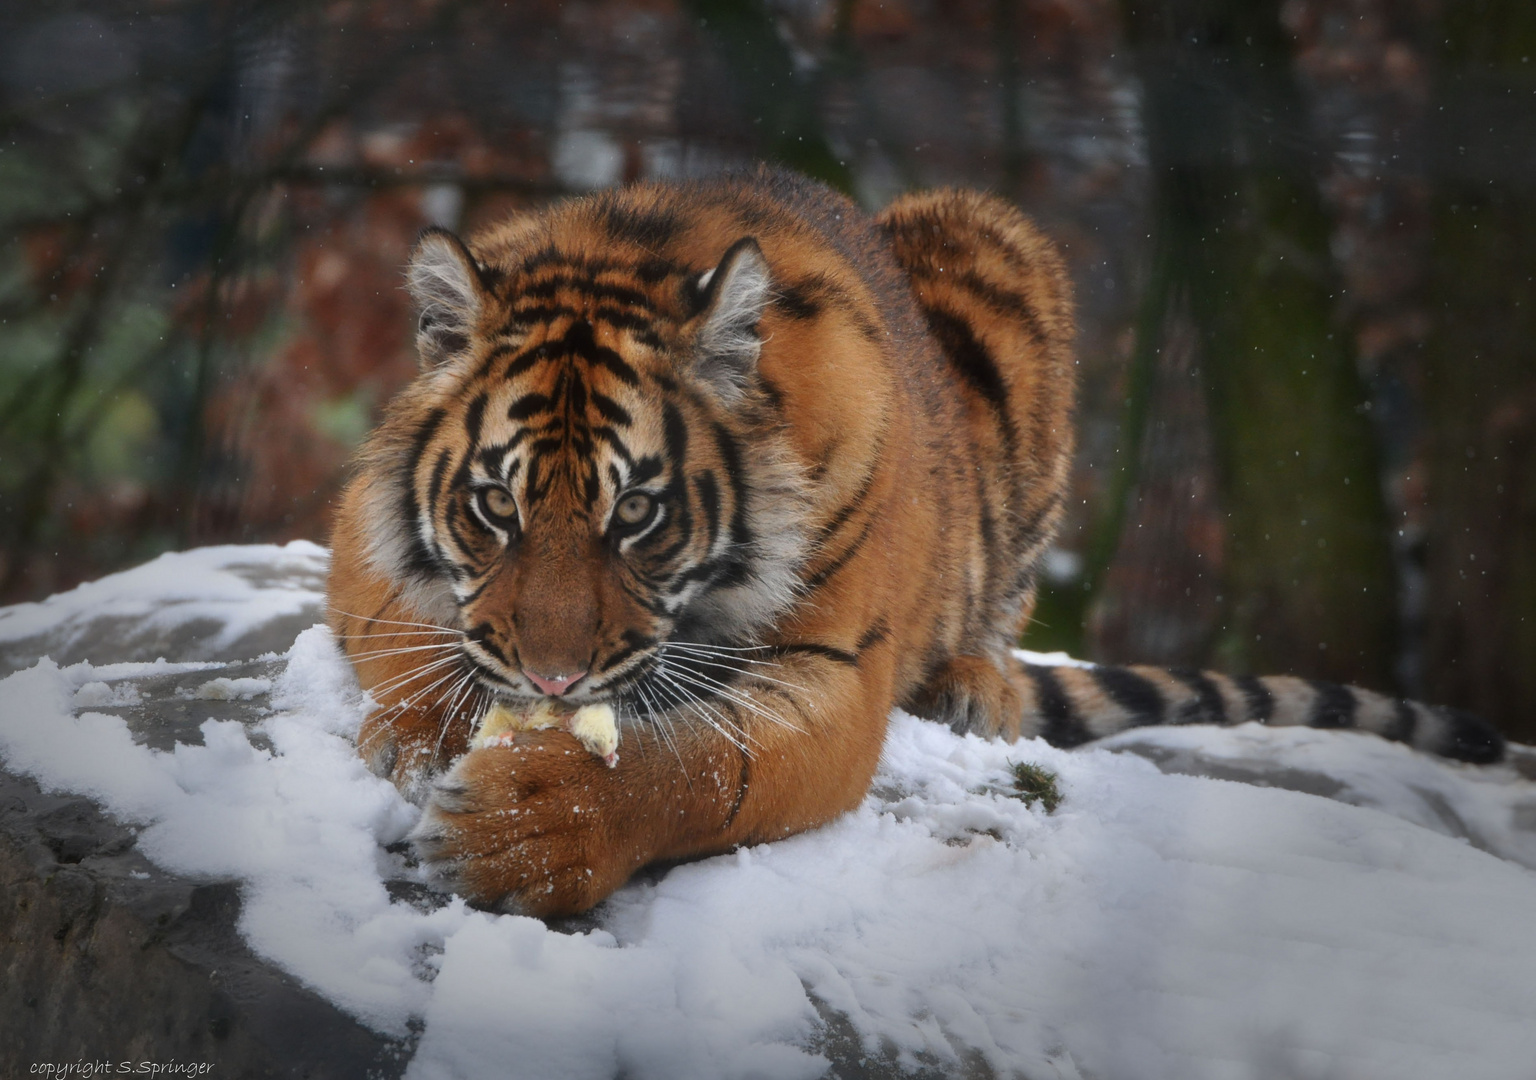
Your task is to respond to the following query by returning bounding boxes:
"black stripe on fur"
[1433,706,1504,764]
[1091,666,1164,726]
[1385,699,1417,745]
[1168,668,1229,725]
[1027,666,1093,748]
[1234,675,1275,724]
[1307,680,1357,730]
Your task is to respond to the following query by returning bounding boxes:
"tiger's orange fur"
[328,168,1500,916]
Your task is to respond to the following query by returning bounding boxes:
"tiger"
[326,167,1504,917]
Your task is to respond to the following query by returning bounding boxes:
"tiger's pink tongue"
[525,670,585,696]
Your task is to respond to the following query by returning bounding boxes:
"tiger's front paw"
[409,731,648,916]
[357,711,469,803]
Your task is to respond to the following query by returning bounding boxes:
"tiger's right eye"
[477,486,519,529]
[615,492,654,526]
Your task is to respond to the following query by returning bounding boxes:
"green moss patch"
[1009,761,1062,814]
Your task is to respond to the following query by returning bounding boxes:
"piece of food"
[470,699,620,766]
[470,700,563,750]
[567,704,619,768]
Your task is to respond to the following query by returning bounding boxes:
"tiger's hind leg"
[903,655,1029,740]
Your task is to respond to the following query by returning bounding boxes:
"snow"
[1,545,1536,1079]
[0,540,327,665]
[188,676,274,700]
[1095,722,1536,871]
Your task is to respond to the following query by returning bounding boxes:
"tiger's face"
[364,229,809,709]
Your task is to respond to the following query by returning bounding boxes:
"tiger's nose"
[524,669,586,697]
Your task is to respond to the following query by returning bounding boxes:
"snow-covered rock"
[1,544,1534,1079]
[0,542,329,676]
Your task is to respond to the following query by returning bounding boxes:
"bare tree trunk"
[680,0,852,192]
[1420,1,1536,740]
[1115,0,1397,686]
[1088,289,1224,667]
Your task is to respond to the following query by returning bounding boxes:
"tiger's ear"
[691,237,771,397]
[407,227,489,368]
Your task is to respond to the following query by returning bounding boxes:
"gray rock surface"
[0,767,411,1078]
[0,581,416,1078]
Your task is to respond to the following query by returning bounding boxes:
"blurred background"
[0,0,1531,739]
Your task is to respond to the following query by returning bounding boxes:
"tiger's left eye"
[477,486,519,528]
[614,492,655,528]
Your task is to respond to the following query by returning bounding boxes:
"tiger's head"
[354,222,811,709]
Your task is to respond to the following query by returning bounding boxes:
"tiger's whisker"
[374,662,468,716]
[655,655,785,709]
[367,666,462,708]
[653,667,754,752]
[327,608,461,634]
[647,671,725,744]
[658,643,786,669]
[663,666,779,718]
[367,654,464,698]
[663,668,799,731]
[435,668,478,726]
[431,671,480,768]
[663,640,775,654]
[344,642,464,663]
[337,629,463,641]
[634,680,688,776]
[657,649,806,696]
[382,670,466,718]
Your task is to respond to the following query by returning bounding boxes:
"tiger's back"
[328,168,1500,917]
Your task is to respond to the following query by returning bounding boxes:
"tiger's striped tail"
[1015,660,1505,765]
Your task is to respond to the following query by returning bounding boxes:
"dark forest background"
[0,0,1532,739]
